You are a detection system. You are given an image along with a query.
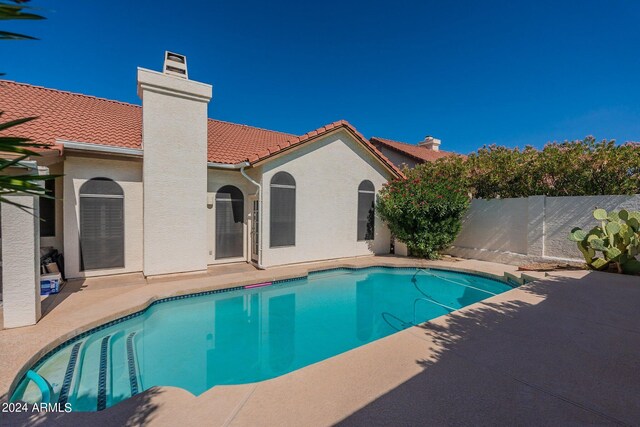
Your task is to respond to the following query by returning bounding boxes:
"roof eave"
[207,161,250,170]
[57,139,143,157]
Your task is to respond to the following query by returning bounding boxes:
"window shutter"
[270,172,296,247]
[79,178,125,270]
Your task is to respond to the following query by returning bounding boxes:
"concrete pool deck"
[1,256,639,426]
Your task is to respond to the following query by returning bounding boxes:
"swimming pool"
[11,267,516,412]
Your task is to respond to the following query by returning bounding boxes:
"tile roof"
[0,80,402,177]
[370,136,459,163]
[0,80,142,152]
[207,118,295,165]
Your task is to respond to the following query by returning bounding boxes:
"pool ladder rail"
[410,268,498,325]
[412,269,498,296]
[25,370,53,405]
[409,269,452,325]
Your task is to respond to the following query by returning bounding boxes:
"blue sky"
[4,0,640,154]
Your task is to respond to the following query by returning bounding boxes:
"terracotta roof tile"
[0,80,141,155]
[206,118,294,164]
[0,80,403,177]
[370,136,459,163]
[0,80,297,164]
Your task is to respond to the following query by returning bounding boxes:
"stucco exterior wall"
[448,194,640,264]
[63,156,143,278]
[1,195,41,328]
[259,129,393,268]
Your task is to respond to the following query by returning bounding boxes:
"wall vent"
[163,51,188,79]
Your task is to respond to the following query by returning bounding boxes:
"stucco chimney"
[418,135,441,151]
[137,54,212,276]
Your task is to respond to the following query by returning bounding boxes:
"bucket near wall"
[40,273,62,295]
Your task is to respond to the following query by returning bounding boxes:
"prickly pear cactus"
[569,208,640,275]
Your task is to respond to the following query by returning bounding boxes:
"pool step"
[96,336,110,410]
[43,330,142,411]
[57,341,83,406]
[126,332,140,396]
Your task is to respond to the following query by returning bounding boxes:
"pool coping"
[5,259,639,426]
[6,260,537,404]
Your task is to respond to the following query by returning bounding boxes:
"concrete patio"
[1,256,638,426]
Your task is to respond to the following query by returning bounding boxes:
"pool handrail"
[414,268,498,296]
[25,370,52,405]
[413,297,456,324]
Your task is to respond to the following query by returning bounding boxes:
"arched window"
[270,172,296,247]
[357,180,375,241]
[216,185,244,259]
[79,178,124,270]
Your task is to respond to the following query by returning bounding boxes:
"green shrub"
[431,137,640,199]
[569,208,640,275]
[376,136,639,260]
[377,161,470,259]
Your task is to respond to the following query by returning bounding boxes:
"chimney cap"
[418,135,441,151]
[163,51,188,79]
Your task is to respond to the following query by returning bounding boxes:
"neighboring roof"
[370,136,458,163]
[0,80,402,177]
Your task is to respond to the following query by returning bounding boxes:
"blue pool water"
[12,267,515,411]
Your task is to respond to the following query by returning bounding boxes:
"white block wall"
[448,194,640,264]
